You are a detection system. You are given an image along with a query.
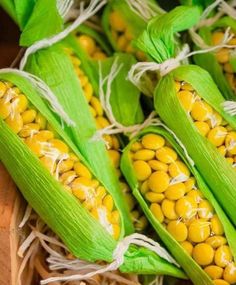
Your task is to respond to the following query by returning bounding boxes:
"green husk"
[193,17,236,100]
[179,0,214,7]
[155,64,236,226]
[101,0,164,52]
[0,0,18,24]
[121,126,236,285]
[0,72,186,278]
[24,41,145,234]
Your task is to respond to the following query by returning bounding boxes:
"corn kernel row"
[130,133,236,285]
[67,45,148,232]
[176,81,236,168]
[212,30,236,93]
[109,10,146,61]
[0,81,120,240]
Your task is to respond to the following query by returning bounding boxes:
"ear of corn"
[193,17,236,100]
[154,64,236,227]
[19,0,63,46]
[0,72,187,278]
[121,126,236,285]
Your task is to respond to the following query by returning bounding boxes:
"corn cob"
[121,127,236,285]
[0,79,121,240]
[65,41,148,232]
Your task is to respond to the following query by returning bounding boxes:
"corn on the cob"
[121,127,236,285]
[0,80,121,240]
[66,44,148,232]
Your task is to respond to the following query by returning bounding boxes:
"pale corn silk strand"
[19,0,107,70]
[124,0,165,22]
[56,0,74,19]
[0,68,75,126]
[41,233,179,285]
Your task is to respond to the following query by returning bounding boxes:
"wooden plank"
[0,163,27,285]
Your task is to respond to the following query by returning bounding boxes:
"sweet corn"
[0,81,121,240]
[130,132,236,284]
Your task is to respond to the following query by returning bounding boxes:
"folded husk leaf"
[154,64,236,226]
[193,16,236,100]
[121,126,236,285]
[0,0,18,24]
[101,0,163,52]
[0,71,186,278]
[24,43,139,234]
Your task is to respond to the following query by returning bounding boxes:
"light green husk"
[135,5,236,226]
[193,16,236,100]
[0,73,186,278]
[121,126,236,285]
[101,0,164,52]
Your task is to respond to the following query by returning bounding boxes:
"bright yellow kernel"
[161,199,178,220]
[109,11,126,32]
[167,221,188,242]
[206,236,227,249]
[223,263,236,283]
[213,279,230,285]
[148,171,170,193]
[21,109,37,124]
[225,131,236,155]
[19,123,40,138]
[191,100,213,121]
[40,156,56,173]
[141,134,165,150]
[0,81,7,98]
[214,245,232,268]
[131,141,143,152]
[175,81,181,92]
[145,192,165,203]
[133,160,151,181]
[133,149,155,161]
[192,243,214,266]
[181,241,193,256]
[140,180,149,194]
[194,121,210,136]
[165,183,185,200]
[77,35,96,55]
[218,145,227,156]
[60,171,77,185]
[49,139,69,154]
[57,159,74,173]
[188,219,211,243]
[84,83,93,102]
[90,96,103,116]
[168,161,190,178]
[177,90,195,112]
[96,116,110,129]
[11,94,28,113]
[211,215,224,235]
[0,99,11,119]
[150,203,164,223]
[156,147,178,164]
[93,51,107,60]
[184,177,196,192]
[216,48,230,64]
[5,114,23,134]
[103,194,114,212]
[207,126,227,147]
[198,199,214,219]
[175,196,197,219]
[112,224,120,240]
[148,160,168,171]
[35,130,54,141]
[35,113,47,129]
[204,265,223,280]
[74,162,92,179]
[187,189,203,203]
[212,32,225,45]
[108,149,120,168]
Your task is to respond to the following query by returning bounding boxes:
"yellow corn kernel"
[96,186,106,200]
[108,149,120,168]
[228,37,236,45]
[0,81,7,98]
[112,136,120,150]
[198,199,214,219]
[192,243,214,266]
[150,203,164,223]
[130,141,143,151]
[191,100,213,121]
[74,162,92,179]
[90,96,103,116]
[194,121,210,136]
[204,265,223,280]
[184,177,196,192]
[5,114,23,134]
[208,111,223,128]
[103,194,114,212]
[161,199,178,220]
[181,82,194,91]
[79,75,89,87]
[148,160,168,172]
[168,160,190,178]
[40,156,56,173]
[206,236,227,249]
[214,245,232,267]
[109,11,126,32]
[177,90,195,112]
[21,109,37,124]
[93,51,107,60]
[84,83,93,102]
[156,147,178,164]
[117,35,128,51]
[35,113,47,129]
[112,224,120,240]
[72,177,96,195]
[133,149,155,161]
[175,196,197,219]
[60,171,77,185]
[96,116,110,129]
[77,35,96,55]
[218,145,227,156]
[211,215,224,235]
[225,132,236,155]
[175,81,181,92]
[25,136,44,157]
[181,241,193,256]
[145,192,165,203]
[223,263,236,283]
[19,123,40,138]
[133,160,151,181]
[57,159,74,173]
[49,139,69,154]
[213,280,230,285]
[167,221,188,242]
[141,134,165,150]
[140,180,149,194]
[110,210,120,224]
[216,48,230,64]
[207,126,227,147]
[0,99,11,119]
[35,130,54,141]
[188,219,211,243]
[71,55,81,66]
[11,94,28,113]
[212,32,225,45]
[165,183,186,200]
[148,171,170,193]
[187,189,203,203]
